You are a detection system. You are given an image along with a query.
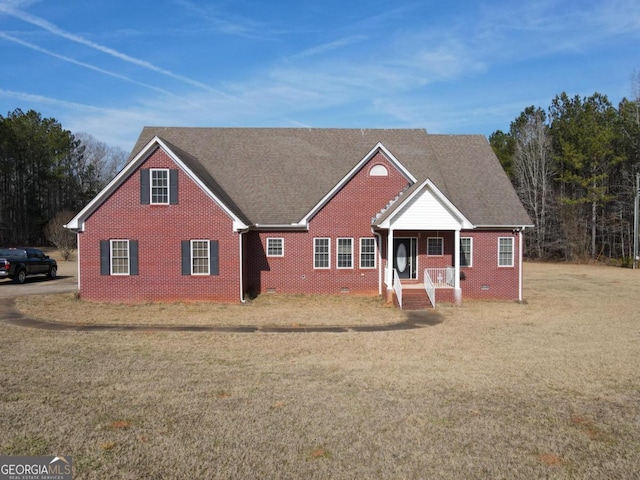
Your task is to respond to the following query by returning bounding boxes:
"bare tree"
[74,132,127,199]
[44,210,77,260]
[511,108,557,258]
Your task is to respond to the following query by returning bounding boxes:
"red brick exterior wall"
[78,148,241,303]
[245,152,409,296]
[77,146,523,304]
[457,230,522,300]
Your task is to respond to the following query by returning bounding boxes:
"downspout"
[238,228,249,304]
[518,229,523,302]
[76,232,81,292]
[372,230,383,296]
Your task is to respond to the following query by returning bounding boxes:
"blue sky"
[1,0,639,150]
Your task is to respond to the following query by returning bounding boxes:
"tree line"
[490,80,640,264]
[0,108,126,246]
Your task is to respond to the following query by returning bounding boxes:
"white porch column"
[454,229,462,305]
[386,227,394,288]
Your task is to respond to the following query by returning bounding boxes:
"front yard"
[1,262,639,478]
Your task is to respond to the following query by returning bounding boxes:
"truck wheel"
[47,266,57,279]
[14,269,26,284]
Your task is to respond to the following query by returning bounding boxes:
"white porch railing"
[423,269,436,308]
[393,269,403,309]
[425,267,455,288]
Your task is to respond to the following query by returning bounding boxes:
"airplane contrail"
[0,3,235,99]
[0,32,181,98]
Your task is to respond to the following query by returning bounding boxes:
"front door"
[394,238,417,279]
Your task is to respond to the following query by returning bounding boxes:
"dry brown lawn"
[1,262,639,479]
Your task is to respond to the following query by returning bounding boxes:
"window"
[460,237,473,267]
[100,239,138,276]
[498,237,514,267]
[337,238,353,269]
[111,240,130,275]
[151,169,169,204]
[360,237,376,269]
[191,240,210,275]
[141,169,178,205]
[181,240,218,276]
[314,238,330,269]
[267,238,284,257]
[427,237,444,256]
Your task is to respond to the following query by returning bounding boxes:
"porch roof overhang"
[372,178,474,231]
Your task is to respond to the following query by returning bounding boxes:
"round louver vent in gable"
[369,164,388,177]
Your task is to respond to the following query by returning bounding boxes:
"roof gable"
[113,127,533,228]
[299,142,416,227]
[66,137,248,232]
[374,178,473,230]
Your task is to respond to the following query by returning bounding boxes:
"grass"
[1,262,640,479]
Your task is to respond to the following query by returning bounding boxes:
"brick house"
[66,128,533,308]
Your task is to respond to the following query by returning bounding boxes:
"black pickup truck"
[0,248,58,284]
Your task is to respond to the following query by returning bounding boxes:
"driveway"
[0,260,77,298]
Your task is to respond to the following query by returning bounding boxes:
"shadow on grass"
[0,297,445,333]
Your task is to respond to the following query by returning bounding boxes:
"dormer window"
[369,164,389,177]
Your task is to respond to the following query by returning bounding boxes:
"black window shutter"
[210,240,219,275]
[170,169,179,204]
[130,240,139,275]
[100,240,110,275]
[181,240,190,275]
[140,169,150,204]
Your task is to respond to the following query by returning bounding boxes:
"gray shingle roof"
[129,127,532,227]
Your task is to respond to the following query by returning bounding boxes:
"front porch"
[390,267,459,309]
[373,178,473,310]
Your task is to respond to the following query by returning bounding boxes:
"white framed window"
[266,238,284,257]
[427,237,444,256]
[191,240,210,275]
[498,237,514,267]
[359,237,376,269]
[150,168,169,204]
[460,237,473,267]
[314,238,330,269]
[110,240,130,275]
[337,238,353,269]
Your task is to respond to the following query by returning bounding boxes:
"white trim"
[190,239,210,275]
[300,142,416,226]
[110,239,130,276]
[313,237,331,269]
[359,237,377,269]
[336,237,354,269]
[65,136,248,232]
[266,237,284,257]
[498,237,515,267]
[376,178,474,230]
